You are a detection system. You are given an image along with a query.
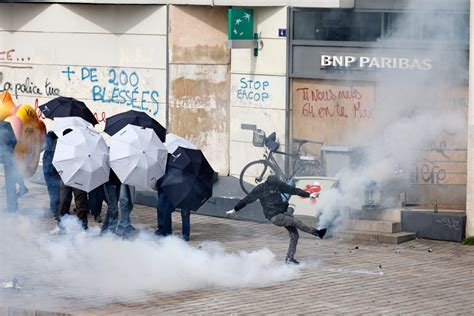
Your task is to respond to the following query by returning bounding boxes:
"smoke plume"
[316,3,468,230]
[0,213,298,310]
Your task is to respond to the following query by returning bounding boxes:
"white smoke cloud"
[0,214,299,309]
[315,3,468,230]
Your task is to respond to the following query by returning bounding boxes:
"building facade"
[1,0,472,236]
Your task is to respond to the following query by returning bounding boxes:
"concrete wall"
[0,3,167,132]
[168,5,230,175]
[229,6,288,178]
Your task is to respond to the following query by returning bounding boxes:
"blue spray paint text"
[237,77,270,102]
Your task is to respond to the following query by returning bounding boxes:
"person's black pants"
[270,212,318,260]
[88,185,105,218]
[58,182,88,229]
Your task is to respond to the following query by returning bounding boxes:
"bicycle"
[239,129,324,194]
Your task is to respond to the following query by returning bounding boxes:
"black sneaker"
[317,228,327,239]
[285,257,299,265]
[154,229,167,237]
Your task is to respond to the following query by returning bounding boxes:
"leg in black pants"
[271,212,325,263]
[58,182,73,218]
[284,226,299,261]
[58,182,88,230]
[88,186,105,221]
[73,188,89,229]
[181,209,191,241]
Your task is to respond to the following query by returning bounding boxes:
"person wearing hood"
[227,175,326,265]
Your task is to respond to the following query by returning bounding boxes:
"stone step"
[333,230,416,244]
[346,219,401,233]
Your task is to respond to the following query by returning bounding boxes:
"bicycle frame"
[264,146,302,184]
[240,131,323,194]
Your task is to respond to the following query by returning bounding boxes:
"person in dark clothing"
[88,185,105,223]
[156,190,173,237]
[58,181,89,229]
[2,152,18,212]
[155,191,192,241]
[1,124,18,212]
[227,175,327,265]
[43,131,72,219]
[56,129,89,230]
[100,169,121,234]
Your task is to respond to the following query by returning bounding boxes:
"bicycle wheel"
[239,160,279,194]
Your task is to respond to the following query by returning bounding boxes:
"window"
[383,12,468,43]
[293,10,382,42]
[293,9,469,45]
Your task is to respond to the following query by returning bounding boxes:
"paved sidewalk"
[0,174,473,315]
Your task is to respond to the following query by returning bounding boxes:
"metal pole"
[165,4,170,130]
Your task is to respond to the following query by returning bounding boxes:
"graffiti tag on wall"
[295,86,373,120]
[62,66,160,117]
[236,77,270,102]
[0,76,60,99]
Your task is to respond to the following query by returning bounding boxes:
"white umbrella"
[109,124,168,191]
[164,133,197,154]
[53,128,110,192]
[52,116,92,137]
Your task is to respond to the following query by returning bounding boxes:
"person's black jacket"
[108,168,121,186]
[234,175,310,220]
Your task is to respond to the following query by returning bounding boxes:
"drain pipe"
[165,4,170,130]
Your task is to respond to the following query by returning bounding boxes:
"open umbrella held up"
[53,128,109,192]
[104,110,166,142]
[159,147,214,211]
[52,117,92,137]
[164,133,197,154]
[39,97,98,126]
[109,124,168,191]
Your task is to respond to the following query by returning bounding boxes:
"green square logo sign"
[228,8,254,40]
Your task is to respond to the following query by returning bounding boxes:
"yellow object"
[4,102,45,178]
[15,104,39,125]
[0,91,17,121]
[0,91,45,178]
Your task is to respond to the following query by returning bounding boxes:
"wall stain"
[170,108,227,137]
[171,44,230,65]
[169,72,230,174]
[171,77,229,106]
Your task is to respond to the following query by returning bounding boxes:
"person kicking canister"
[226,175,327,265]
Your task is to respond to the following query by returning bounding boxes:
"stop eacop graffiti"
[236,77,270,102]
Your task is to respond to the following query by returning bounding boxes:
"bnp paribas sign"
[228,8,257,50]
[321,54,433,71]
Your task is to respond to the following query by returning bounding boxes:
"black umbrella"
[0,121,17,164]
[39,97,98,126]
[159,147,214,211]
[104,110,166,142]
